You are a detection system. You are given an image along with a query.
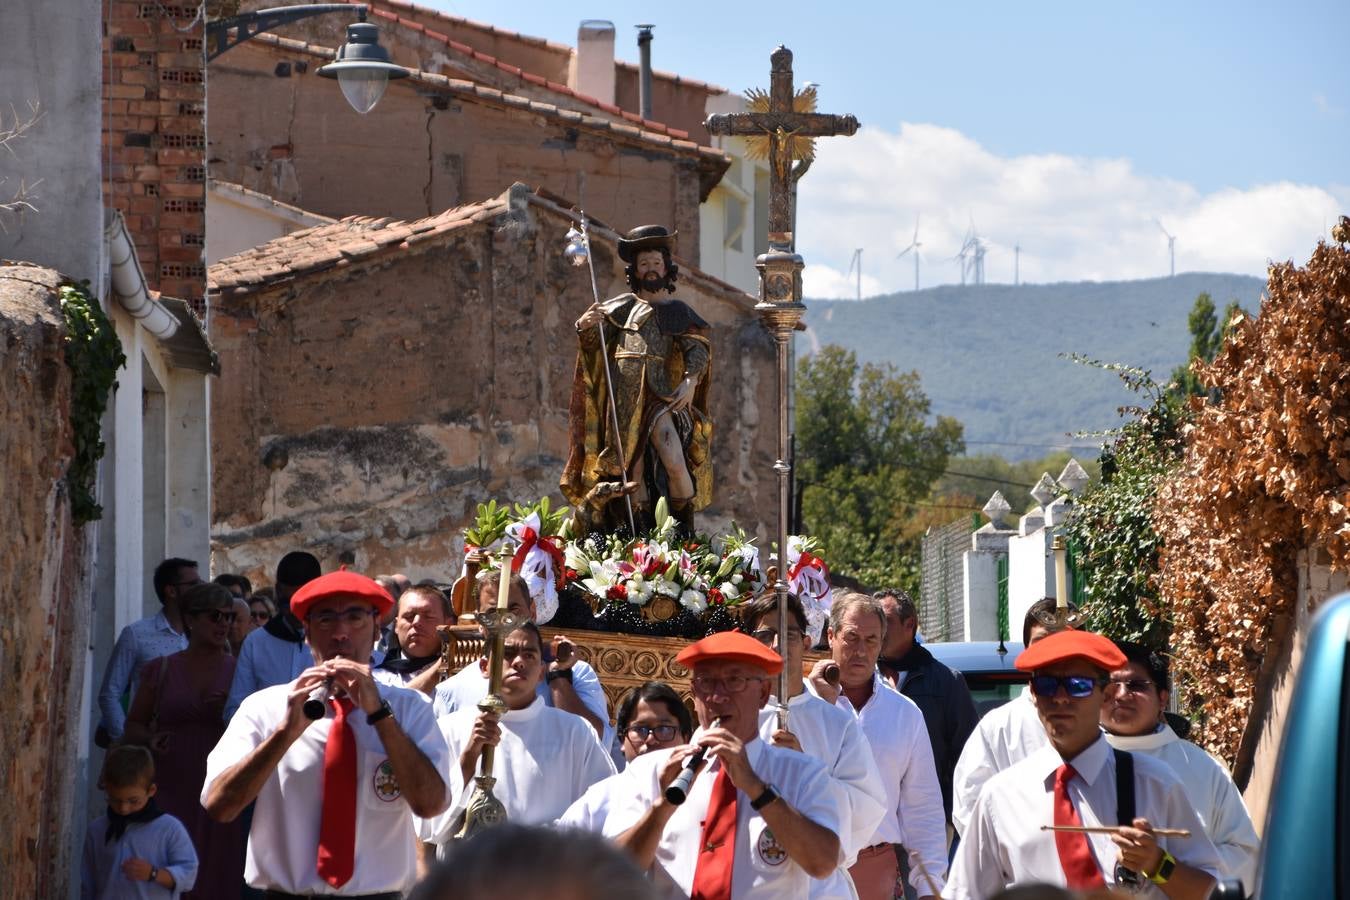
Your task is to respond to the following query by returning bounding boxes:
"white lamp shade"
[337,69,390,115]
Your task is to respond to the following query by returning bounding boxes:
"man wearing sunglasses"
[606,631,844,899]
[945,631,1222,899]
[204,569,450,898]
[1103,641,1259,888]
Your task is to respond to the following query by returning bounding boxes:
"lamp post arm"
[206,4,368,61]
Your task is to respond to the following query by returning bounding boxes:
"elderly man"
[605,631,843,899]
[874,588,977,826]
[951,597,1079,838]
[810,593,947,900]
[1102,641,1259,887]
[433,572,608,741]
[375,583,451,695]
[203,570,449,898]
[224,551,323,721]
[418,621,615,861]
[945,631,1222,899]
[743,591,887,900]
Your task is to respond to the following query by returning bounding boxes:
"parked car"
[926,639,1027,718]
[1246,590,1350,899]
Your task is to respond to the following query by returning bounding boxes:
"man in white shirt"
[743,591,887,900]
[418,620,615,859]
[950,597,1077,838]
[605,631,844,899]
[810,593,947,900]
[202,570,450,898]
[224,551,323,721]
[1103,640,1259,887]
[433,572,609,742]
[374,583,452,695]
[945,630,1222,900]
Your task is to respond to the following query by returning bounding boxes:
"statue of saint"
[561,225,713,537]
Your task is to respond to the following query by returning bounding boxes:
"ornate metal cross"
[706,46,859,249]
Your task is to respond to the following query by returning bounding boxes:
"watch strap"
[147,866,158,883]
[750,783,779,811]
[366,698,394,725]
[546,668,574,684]
[1148,849,1177,884]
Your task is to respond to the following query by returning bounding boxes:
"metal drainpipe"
[636,24,653,120]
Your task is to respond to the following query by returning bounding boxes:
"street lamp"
[207,4,409,115]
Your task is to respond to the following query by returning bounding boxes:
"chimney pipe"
[636,24,653,120]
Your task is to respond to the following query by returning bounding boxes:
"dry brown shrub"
[1154,224,1350,766]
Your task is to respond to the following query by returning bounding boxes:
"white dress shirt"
[419,695,616,854]
[202,681,449,895]
[950,685,1048,838]
[432,658,613,749]
[1107,724,1259,887]
[759,692,887,900]
[944,734,1224,899]
[603,734,845,900]
[826,674,948,896]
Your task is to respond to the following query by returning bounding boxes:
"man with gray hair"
[811,592,948,900]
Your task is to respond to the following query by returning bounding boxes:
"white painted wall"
[206,181,332,266]
[1008,527,1059,632]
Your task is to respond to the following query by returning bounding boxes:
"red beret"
[1015,629,1128,672]
[290,570,394,621]
[676,630,783,675]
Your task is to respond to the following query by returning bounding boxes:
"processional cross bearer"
[706,47,858,727]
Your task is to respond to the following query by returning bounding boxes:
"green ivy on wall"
[60,281,126,524]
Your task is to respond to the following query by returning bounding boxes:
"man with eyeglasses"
[945,631,1222,900]
[605,630,843,899]
[97,557,199,743]
[203,569,450,898]
[743,591,887,900]
[1102,641,1259,887]
[418,620,615,862]
[809,593,947,900]
[225,551,323,721]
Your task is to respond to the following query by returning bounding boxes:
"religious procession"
[5,3,1347,900]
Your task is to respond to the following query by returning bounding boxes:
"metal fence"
[918,516,976,642]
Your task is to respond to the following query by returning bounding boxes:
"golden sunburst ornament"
[742,84,819,174]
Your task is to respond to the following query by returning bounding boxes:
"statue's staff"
[565,213,638,536]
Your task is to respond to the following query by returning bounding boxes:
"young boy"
[82,745,198,899]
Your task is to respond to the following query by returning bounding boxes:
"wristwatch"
[147,866,158,883]
[751,783,780,811]
[366,699,394,725]
[546,668,574,684]
[1147,849,1177,885]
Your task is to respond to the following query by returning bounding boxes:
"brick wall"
[103,0,207,309]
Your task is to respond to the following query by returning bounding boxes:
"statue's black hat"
[617,225,678,263]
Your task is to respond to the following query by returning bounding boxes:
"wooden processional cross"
[706,46,859,250]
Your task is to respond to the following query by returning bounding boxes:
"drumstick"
[1041,825,1191,838]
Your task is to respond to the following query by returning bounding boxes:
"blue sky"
[432,1,1349,294]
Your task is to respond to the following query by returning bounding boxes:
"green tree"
[1169,293,1244,400]
[796,345,965,594]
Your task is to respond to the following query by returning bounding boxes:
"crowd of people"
[84,552,1259,900]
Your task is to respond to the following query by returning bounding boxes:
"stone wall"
[0,264,90,897]
[209,191,777,587]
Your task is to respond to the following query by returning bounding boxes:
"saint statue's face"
[634,249,668,294]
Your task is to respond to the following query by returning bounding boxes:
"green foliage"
[1061,356,1186,646]
[465,499,512,548]
[796,345,964,594]
[60,281,126,524]
[1168,293,1246,401]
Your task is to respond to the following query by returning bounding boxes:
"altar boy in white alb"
[417,620,615,860]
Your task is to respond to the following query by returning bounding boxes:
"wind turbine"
[1155,218,1176,277]
[896,215,922,291]
[845,248,863,301]
[955,220,986,285]
[1014,242,1021,286]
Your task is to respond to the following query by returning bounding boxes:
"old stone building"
[208,184,777,584]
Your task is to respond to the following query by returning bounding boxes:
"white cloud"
[795,123,1348,297]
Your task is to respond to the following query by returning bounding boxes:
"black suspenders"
[1114,748,1136,824]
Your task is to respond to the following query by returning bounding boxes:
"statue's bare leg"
[652,410,694,500]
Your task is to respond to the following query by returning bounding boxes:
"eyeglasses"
[250,610,271,623]
[751,626,803,646]
[625,724,680,742]
[308,607,376,631]
[1108,678,1155,695]
[1030,674,1104,699]
[197,609,237,625]
[691,674,767,695]
[174,579,203,589]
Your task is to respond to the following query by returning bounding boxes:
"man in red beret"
[604,630,843,899]
[202,570,451,898]
[944,630,1223,899]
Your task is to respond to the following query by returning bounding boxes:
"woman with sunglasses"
[125,582,245,899]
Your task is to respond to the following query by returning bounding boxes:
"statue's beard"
[639,272,667,293]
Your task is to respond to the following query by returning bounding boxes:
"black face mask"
[105,798,164,844]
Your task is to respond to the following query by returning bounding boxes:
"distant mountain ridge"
[801,273,1267,461]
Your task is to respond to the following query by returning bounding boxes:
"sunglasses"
[1030,674,1104,699]
[626,724,680,742]
[1108,678,1155,695]
[250,610,271,623]
[196,609,237,625]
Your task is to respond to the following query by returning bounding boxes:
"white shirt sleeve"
[835,714,888,863]
[202,689,271,806]
[950,718,997,839]
[1200,753,1260,886]
[941,786,1007,900]
[416,715,467,845]
[897,710,951,893]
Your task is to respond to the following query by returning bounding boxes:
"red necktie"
[1053,763,1105,889]
[691,766,738,900]
[317,697,357,887]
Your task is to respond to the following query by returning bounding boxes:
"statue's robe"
[561,293,713,534]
